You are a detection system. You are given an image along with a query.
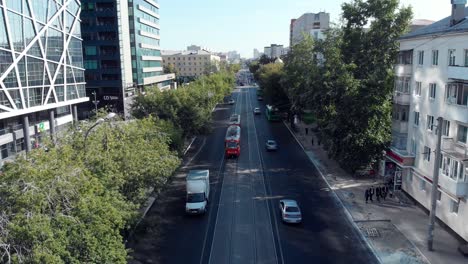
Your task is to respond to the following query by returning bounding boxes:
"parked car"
[253,107,261,115]
[257,96,263,101]
[265,140,278,151]
[228,99,235,105]
[279,199,302,224]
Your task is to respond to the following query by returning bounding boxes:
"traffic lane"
[251,97,376,263]
[129,100,234,264]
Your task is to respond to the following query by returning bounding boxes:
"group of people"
[365,185,390,203]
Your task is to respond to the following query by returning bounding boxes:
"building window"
[419,179,426,191]
[415,81,422,96]
[408,171,413,182]
[423,146,431,161]
[442,120,450,136]
[85,46,97,56]
[464,49,468,67]
[437,190,441,201]
[414,111,420,126]
[429,83,436,99]
[448,49,456,66]
[84,60,98,70]
[432,50,438,65]
[457,124,468,144]
[426,115,434,131]
[450,200,459,214]
[411,139,417,155]
[418,50,424,65]
[446,83,468,106]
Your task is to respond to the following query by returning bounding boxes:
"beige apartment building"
[162,50,221,78]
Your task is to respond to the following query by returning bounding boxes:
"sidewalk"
[285,120,467,264]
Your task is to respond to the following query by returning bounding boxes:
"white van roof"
[187,170,209,180]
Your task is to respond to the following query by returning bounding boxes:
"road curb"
[282,120,382,264]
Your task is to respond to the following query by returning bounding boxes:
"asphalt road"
[129,86,377,264]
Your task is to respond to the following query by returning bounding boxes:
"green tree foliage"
[163,64,179,75]
[257,63,289,109]
[131,71,235,138]
[0,116,180,263]
[282,0,412,172]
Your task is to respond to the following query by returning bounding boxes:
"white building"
[384,2,468,241]
[162,50,220,78]
[291,12,330,45]
[253,49,261,59]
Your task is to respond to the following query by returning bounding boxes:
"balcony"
[393,91,411,105]
[439,174,468,197]
[394,64,412,76]
[392,120,409,134]
[447,66,468,81]
[442,138,468,161]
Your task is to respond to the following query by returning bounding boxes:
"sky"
[160,0,454,58]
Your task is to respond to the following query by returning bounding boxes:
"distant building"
[253,49,261,59]
[291,12,330,45]
[187,45,202,51]
[162,50,221,78]
[383,2,468,242]
[264,44,285,58]
[290,19,297,47]
[227,51,241,62]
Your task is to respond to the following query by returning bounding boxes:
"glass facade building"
[0,0,88,164]
[80,0,173,118]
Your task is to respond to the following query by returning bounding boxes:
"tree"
[257,63,288,109]
[163,64,179,75]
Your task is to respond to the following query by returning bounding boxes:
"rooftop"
[400,6,468,40]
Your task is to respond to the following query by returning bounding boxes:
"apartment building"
[80,0,175,118]
[291,12,330,46]
[264,44,286,58]
[161,50,220,78]
[0,0,89,165]
[384,2,468,241]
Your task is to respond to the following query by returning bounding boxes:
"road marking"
[248,87,283,264]
[182,137,207,169]
[282,120,382,264]
[205,88,243,264]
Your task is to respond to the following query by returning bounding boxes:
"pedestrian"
[369,186,374,202]
[376,186,381,202]
[311,137,314,146]
[305,127,309,135]
[318,138,321,146]
[382,186,387,201]
[365,189,369,204]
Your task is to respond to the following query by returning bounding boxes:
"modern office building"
[0,0,88,165]
[383,2,468,241]
[253,48,260,59]
[291,12,330,45]
[80,0,174,118]
[161,50,220,78]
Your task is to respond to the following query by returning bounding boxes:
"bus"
[265,105,280,121]
[225,125,241,158]
[228,114,241,127]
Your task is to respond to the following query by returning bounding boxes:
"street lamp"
[91,91,99,114]
[83,112,116,153]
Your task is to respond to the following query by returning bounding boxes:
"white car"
[279,199,302,224]
[228,99,235,105]
[253,107,261,115]
[265,140,278,151]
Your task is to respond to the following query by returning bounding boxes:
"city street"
[130,87,378,264]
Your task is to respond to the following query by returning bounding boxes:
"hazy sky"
[160,0,454,58]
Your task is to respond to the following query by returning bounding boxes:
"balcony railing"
[447,66,468,81]
[442,138,468,160]
[394,64,412,76]
[393,91,411,105]
[391,120,409,134]
[439,174,468,197]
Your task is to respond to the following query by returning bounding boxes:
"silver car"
[265,140,278,151]
[254,107,261,115]
[279,199,302,224]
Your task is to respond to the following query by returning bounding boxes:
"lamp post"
[91,91,99,114]
[83,112,116,153]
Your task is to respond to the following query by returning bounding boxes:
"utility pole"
[428,116,443,251]
[92,91,99,114]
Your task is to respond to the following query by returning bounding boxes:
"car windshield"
[187,193,205,203]
[286,206,300,212]
[227,142,237,148]
[268,141,276,145]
